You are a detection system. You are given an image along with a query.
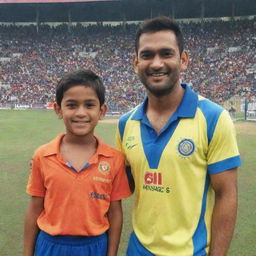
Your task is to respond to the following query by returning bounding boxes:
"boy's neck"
[60,133,98,172]
[62,133,97,146]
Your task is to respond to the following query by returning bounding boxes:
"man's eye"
[162,52,173,58]
[140,53,152,59]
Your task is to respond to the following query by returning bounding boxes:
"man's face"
[134,30,188,97]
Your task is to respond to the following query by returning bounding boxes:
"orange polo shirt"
[26,134,131,236]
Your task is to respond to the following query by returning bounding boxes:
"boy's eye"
[66,104,76,108]
[86,103,96,108]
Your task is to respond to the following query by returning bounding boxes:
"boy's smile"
[55,85,106,138]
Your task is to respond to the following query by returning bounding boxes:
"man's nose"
[150,55,164,69]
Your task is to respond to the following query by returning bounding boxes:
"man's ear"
[132,53,139,74]
[99,104,107,120]
[180,51,189,71]
[54,103,63,119]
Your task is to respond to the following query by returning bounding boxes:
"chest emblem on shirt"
[178,139,195,157]
[98,161,110,175]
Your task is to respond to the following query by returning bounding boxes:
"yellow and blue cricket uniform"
[116,83,241,256]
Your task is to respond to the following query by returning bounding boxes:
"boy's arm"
[24,196,44,256]
[209,168,238,256]
[107,200,123,256]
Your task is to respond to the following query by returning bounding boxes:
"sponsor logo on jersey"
[144,171,162,185]
[143,171,170,193]
[93,176,112,183]
[126,136,138,149]
[127,136,135,141]
[178,139,195,157]
[90,192,109,200]
[98,161,110,175]
[126,143,138,149]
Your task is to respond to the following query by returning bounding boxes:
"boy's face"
[54,85,106,138]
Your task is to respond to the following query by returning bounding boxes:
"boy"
[24,69,131,256]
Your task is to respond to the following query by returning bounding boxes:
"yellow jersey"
[116,83,241,256]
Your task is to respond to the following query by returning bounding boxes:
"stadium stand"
[0,19,255,114]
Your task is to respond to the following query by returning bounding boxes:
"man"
[116,16,241,256]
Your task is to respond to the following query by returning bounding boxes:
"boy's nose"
[76,106,87,116]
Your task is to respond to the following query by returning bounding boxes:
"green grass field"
[0,109,255,256]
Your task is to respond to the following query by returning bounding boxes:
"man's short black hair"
[135,16,184,55]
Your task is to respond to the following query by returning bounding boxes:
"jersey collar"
[42,133,113,159]
[131,83,198,121]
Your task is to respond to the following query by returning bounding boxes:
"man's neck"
[145,84,185,134]
[147,84,185,114]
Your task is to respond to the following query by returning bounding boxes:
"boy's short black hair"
[135,16,184,55]
[56,69,105,106]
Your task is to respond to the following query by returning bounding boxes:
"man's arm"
[126,166,135,193]
[107,200,123,256]
[209,168,238,256]
[24,196,44,256]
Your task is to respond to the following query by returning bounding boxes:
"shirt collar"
[42,133,64,157]
[43,133,113,158]
[131,83,198,120]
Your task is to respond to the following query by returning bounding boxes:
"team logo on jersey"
[98,161,110,175]
[178,139,195,157]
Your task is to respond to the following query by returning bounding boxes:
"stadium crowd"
[0,18,255,113]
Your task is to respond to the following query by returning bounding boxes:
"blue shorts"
[126,232,155,256]
[35,230,108,256]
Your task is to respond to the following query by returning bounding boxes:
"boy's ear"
[54,103,63,119]
[99,104,107,120]
[132,53,139,74]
